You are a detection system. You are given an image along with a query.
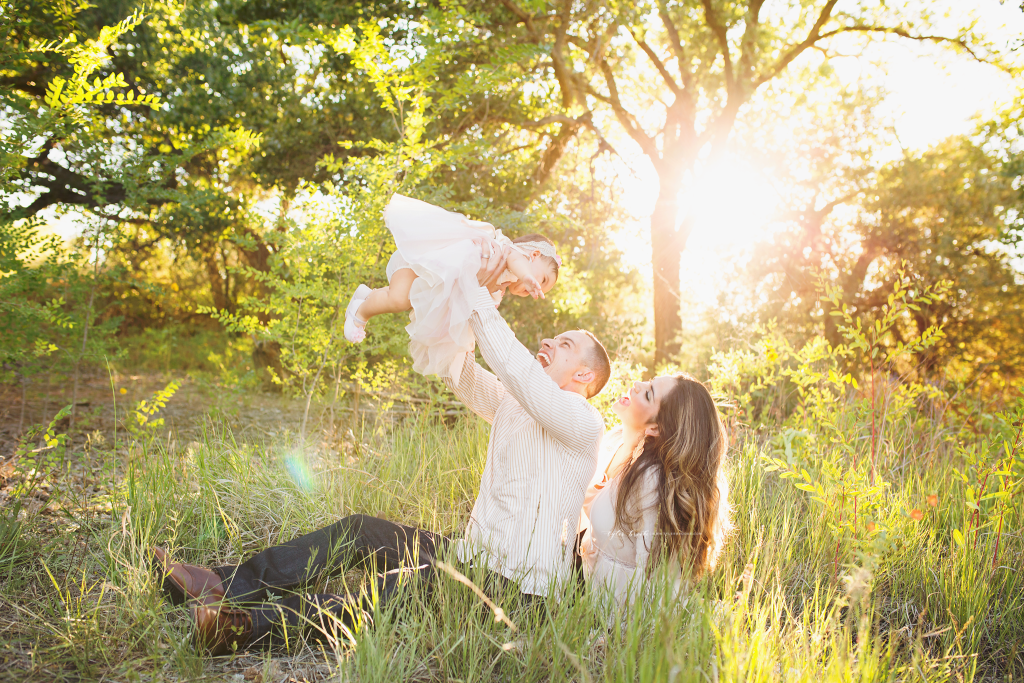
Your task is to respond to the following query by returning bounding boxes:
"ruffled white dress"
[384,194,518,382]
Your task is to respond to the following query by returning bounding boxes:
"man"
[154,239,612,654]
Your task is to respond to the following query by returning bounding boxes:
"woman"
[578,374,732,605]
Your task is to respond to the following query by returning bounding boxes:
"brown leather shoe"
[192,602,252,656]
[152,546,226,606]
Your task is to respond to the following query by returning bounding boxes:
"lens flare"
[284,451,315,492]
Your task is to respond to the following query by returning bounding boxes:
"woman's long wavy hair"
[613,374,732,578]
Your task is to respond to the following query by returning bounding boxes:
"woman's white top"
[578,427,660,606]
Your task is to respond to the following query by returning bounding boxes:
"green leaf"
[45,77,66,107]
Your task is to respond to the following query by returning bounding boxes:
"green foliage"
[448,0,1001,363]
[711,275,1023,675]
[0,497,25,570]
[0,212,127,426]
[200,24,425,399]
[0,403,71,572]
[14,404,71,470]
[0,218,73,377]
[1,4,161,198]
[719,87,1024,398]
[718,275,956,572]
[824,263,949,373]
[4,0,639,413]
[125,380,180,440]
[1,7,274,435]
[199,18,640,422]
[38,10,161,113]
[1,8,159,395]
[950,402,1024,567]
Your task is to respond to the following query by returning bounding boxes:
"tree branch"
[657,4,695,93]
[0,71,47,98]
[753,0,839,88]
[498,0,536,30]
[548,0,580,109]
[628,28,681,96]
[700,0,735,94]
[814,25,988,64]
[737,0,765,86]
[532,120,583,185]
[17,152,128,216]
[7,143,184,221]
[595,59,661,161]
[511,113,591,129]
[758,20,994,92]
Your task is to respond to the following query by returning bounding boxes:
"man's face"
[536,331,592,389]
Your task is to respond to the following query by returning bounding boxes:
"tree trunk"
[70,227,101,433]
[205,250,229,312]
[651,181,687,366]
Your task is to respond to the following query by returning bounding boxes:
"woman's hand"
[474,237,510,292]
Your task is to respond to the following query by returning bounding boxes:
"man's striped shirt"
[443,287,604,597]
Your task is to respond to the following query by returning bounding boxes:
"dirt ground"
[0,368,455,462]
[0,372,312,457]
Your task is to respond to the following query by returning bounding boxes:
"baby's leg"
[356,268,416,321]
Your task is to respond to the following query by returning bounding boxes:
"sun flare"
[680,158,779,252]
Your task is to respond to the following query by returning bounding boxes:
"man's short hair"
[579,330,611,399]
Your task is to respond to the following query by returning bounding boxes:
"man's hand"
[474,237,510,292]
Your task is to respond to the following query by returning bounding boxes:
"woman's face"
[612,375,678,434]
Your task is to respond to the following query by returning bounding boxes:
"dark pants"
[212,514,525,647]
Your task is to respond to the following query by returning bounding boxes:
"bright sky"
[613,0,1024,309]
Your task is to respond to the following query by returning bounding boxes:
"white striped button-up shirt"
[443,287,605,597]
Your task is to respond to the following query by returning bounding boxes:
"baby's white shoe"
[345,317,367,343]
[344,284,372,343]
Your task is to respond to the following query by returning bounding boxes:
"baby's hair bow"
[517,240,562,267]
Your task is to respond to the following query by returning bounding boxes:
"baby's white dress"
[384,194,523,382]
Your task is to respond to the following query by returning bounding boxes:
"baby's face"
[509,256,557,297]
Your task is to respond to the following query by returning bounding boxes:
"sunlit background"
[609,0,1023,310]
[33,1,1022,317]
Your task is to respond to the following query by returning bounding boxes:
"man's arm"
[465,286,603,451]
[441,351,505,424]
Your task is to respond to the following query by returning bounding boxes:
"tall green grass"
[1,396,1020,682]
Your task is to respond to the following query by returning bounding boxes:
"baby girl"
[344,194,561,380]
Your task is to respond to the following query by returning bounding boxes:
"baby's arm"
[505,250,543,299]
